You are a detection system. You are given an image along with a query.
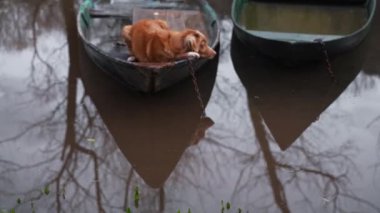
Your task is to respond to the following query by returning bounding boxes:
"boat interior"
[79,1,218,62]
[235,0,371,42]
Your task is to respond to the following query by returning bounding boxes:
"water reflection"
[80,43,218,188]
[238,2,367,35]
[1,0,218,211]
[0,0,63,51]
[363,16,380,77]
[1,0,380,213]
[228,18,380,212]
[231,30,370,150]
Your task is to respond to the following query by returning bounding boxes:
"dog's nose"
[208,48,217,58]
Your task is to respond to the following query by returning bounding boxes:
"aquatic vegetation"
[4,184,248,213]
[220,200,242,213]
[43,185,50,195]
[31,201,35,213]
[0,209,15,213]
[134,186,140,208]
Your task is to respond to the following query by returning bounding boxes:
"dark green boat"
[231,0,376,61]
[77,0,219,93]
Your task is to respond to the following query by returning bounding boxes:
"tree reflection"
[1,0,380,213]
[0,0,121,211]
[227,18,380,212]
[0,0,63,51]
[1,1,217,212]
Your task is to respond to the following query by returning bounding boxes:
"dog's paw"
[115,41,127,46]
[127,56,136,62]
[187,52,200,59]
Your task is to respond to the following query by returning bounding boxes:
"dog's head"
[122,25,133,49]
[184,30,216,59]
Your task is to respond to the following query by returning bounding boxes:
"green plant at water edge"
[0,209,15,213]
[125,207,132,213]
[134,186,140,208]
[30,201,36,213]
[0,197,27,213]
[43,184,50,195]
[220,200,236,212]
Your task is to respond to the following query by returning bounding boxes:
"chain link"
[314,39,336,82]
[187,59,206,118]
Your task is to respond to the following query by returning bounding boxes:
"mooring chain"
[314,39,336,82]
[187,59,206,118]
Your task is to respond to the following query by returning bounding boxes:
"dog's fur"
[121,19,216,63]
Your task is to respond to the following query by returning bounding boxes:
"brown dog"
[121,19,216,63]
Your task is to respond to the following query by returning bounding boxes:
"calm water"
[239,2,368,35]
[1,0,380,213]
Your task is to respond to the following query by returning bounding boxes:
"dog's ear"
[122,25,133,48]
[155,20,169,30]
[184,33,199,52]
[122,25,132,40]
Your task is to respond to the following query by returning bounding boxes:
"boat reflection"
[226,25,380,213]
[231,31,370,150]
[79,44,218,188]
[1,0,380,211]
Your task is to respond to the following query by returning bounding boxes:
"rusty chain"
[314,39,336,82]
[187,59,206,118]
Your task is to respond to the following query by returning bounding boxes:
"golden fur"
[121,19,216,63]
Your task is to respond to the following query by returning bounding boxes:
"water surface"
[1,0,380,213]
[239,1,368,35]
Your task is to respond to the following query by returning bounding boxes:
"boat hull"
[78,0,220,92]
